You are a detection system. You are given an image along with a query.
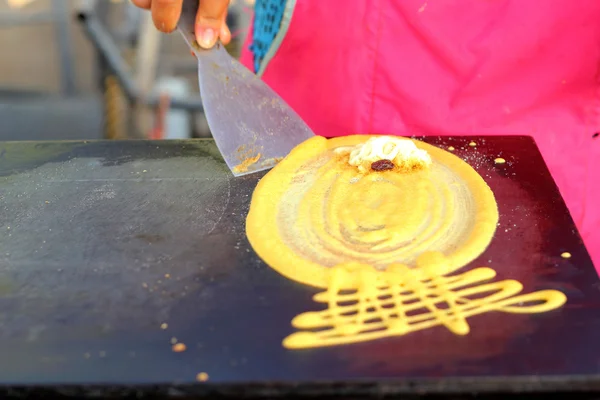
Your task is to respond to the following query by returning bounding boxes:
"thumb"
[195,0,230,48]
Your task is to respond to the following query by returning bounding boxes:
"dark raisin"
[593,132,599,139]
[371,159,395,171]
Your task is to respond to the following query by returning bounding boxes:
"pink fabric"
[240,0,600,269]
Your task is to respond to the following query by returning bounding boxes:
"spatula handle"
[178,0,200,50]
[178,0,224,54]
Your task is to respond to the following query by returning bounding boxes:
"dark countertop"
[0,136,598,399]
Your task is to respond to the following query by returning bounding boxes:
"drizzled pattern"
[283,252,567,349]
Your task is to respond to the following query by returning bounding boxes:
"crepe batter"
[247,135,499,285]
[245,135,567,349]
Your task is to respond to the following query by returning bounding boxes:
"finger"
[218,11,231,45]
[195,0,229,48]
[151,0,183,32]
[220,22,231,45]
[131,0,152,9]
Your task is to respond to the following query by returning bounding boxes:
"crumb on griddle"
[196,372,209,382]
[172,343,187,352]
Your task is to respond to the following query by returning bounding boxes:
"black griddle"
[0,136,598,399]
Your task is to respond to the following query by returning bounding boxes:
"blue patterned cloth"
[249,0,287,73]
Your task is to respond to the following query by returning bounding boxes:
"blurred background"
[0,0,254,141]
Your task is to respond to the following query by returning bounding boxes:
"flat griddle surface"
[0,136,597,397]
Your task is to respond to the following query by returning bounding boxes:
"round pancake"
[246,135,499,288]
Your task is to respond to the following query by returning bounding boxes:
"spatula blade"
[177,1,315,176]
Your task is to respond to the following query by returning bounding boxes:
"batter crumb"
[160,323,168,329]
[469,141,477,147]
[172,343,187,352]
[494,157,506,164]
[171,337,178,344]
[561,252,572,259]
[196,372,209,382]
[233,153,262,173]
[165,273,171,279]
[448,146,455,151]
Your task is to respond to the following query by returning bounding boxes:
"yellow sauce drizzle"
[246,135,566,350]
[283,252,567,349]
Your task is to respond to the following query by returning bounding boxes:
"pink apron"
[240,0,600,269]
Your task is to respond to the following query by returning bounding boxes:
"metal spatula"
[177,0,315,176]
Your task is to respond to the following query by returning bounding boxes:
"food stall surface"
[0,136,598,399]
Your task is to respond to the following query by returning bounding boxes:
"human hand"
[131,0,231,48]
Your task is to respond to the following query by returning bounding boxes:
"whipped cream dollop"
[334,136,432,173]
